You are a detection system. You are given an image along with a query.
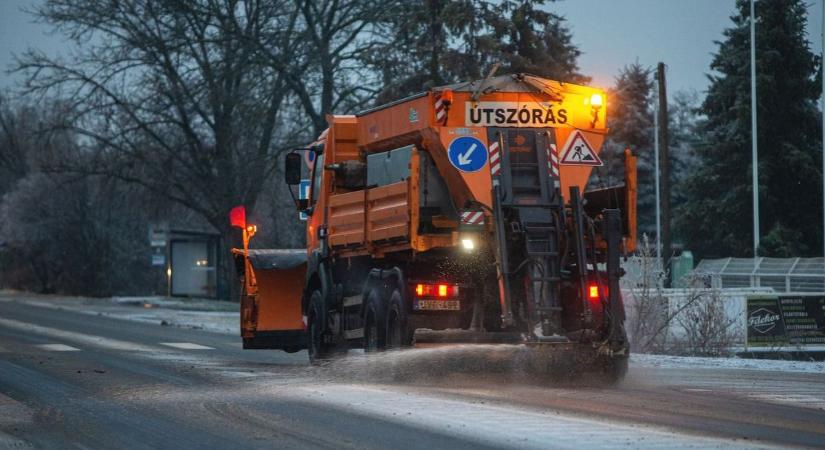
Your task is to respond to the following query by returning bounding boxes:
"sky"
[1,0,824,98]
[552,0,824,96]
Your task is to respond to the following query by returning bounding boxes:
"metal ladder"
[491,128,564,334]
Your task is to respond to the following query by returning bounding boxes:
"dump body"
[234,74,636,380]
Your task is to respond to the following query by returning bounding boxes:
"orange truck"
[233,73,637,380]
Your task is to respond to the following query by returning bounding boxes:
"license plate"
[414,299,460,311]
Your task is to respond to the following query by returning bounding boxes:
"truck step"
[524,225,556,232]
[530,276,561,282]
[342,295,362,308]
[538,306,563,312]
[526,251,559,257]
[525,237,556,243]
[344,328,364,339]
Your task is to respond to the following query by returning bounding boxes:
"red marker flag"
[229,205,246,229]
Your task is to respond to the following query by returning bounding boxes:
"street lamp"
[750,0,760,257]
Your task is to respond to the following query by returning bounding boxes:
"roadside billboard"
[746,295,825,349]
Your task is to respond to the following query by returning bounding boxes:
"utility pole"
[656,63,671,287]
[750,0,760,257]
[821,0,824,268]
[654,86,661,261]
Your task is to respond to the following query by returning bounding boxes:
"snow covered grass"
[631,352,825,374]
[1,292,239,335]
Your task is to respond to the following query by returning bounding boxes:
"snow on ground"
[0,291,238,335]
[632,353,825,374]
[4,291,825,374]
[279,384,773,449]
[101,308,238,334]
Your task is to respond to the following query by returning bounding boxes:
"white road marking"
[747,393,825,410]
[0,317,155,352]
[35,344,80,352]
[284,385,771,449]
[160,342,214,350]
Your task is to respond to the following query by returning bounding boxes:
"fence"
[694,257,825,293]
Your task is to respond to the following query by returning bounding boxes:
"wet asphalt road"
[0,298,824,449]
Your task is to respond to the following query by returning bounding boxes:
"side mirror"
[285,153,301,185]
[295,199,309,211]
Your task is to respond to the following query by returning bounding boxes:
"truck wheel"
[307,290,332,364]
[363,289,386,353]
[386,289,410,349]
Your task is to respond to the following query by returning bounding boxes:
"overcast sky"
[553,0,823,96]
[1,0,824,98]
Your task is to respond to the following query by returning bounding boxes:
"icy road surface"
[0,295,823,448]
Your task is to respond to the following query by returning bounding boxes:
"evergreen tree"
[590,64,656,236]
[669,90,701,216]
[480,1,589,83]
[367,0,587,103]
[678,0,823,258]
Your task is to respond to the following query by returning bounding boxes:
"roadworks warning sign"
[560,131,602,166]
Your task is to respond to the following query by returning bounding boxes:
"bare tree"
[16,0,303,298]
[623,239,740,356]
[673,284,740,356]
[279,0,391,135]
[0,95,31,187]
[0,94,69,193]
[0,170,154,296]
[622,234,669,353]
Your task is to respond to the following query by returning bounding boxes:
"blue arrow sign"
[447,136,487,173]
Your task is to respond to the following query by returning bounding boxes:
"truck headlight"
[461,238,475,251]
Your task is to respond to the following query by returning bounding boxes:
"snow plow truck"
[232,73,637,381]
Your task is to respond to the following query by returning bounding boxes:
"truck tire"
[363,289,386,352]
[386,289,410,349]
[307,290,333,364]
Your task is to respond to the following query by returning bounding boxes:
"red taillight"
[588,284,600,300]
[414,283,459,298]
[587,282,607,302]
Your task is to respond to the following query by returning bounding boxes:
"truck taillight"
[438,284,448,297]
[587,282,607,302]
[588,284,599,300]
[414,283,459,298]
